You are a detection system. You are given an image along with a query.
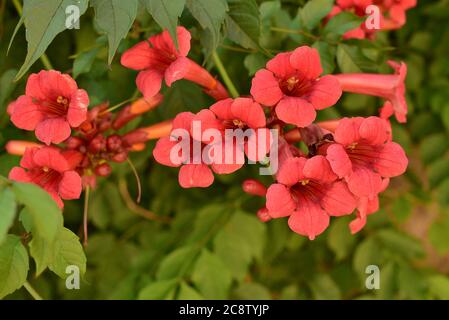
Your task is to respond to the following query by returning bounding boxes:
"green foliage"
[1,0,449,301]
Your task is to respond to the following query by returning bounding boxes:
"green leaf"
[12,182,63,243]
[191,249,232,299]
[353,238,382,280]
[327,218,356,261]
[309,274,341,300]
[48,228,87,279]
[73,47,100,78]
[213,211,266,281]
[91,0,138,64]
[437,178,449,206]
[0,188,16,245]
[138,279,178,299]
[323,12,363,40]
[428,158,449,188]
[225,0,262,50]
[233,282,271,299]
[156,245,197,280]
[145,0,185,48]
[429,213,449,255]
[0,70,18,112]
[16,0,89,80]
[337,44,376,73]
[300,0,334,30]
[244,52,268,76]
[186,0,227,52]
[428,275,449,299]
[29,235,52,276]
[178,282,204,299]
[0,235,29,299]
[313,41,335,74]
[419,133,449,165]
[376,229,424,259]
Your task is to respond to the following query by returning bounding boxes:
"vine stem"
[23,281,43,300]
[11,0,54,71]
[212,51,239,98]
[83,186,90,246]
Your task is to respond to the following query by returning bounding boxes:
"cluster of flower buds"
[328,0,417,39]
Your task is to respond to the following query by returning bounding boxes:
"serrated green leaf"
[156,245,197,280]
[0,70,18,112]
[0,188,16,245]
[186,0,227,52]
[48,228,86,279]
[178,282,204,299]
[337,44,376,73]
[145,0,185,48]
[91,0,138,64]
[16,0,89,80]
[244,52,268,76]
[327,218,356,261]
[29,235,52,276]
[300,0,334,30]
[323,12,363,40]
[192,249,232,299]
[0,235,29,299]
[225,0,262,50]
[138,279,178,299]
[376,229,424,259]
[310,274,341,300]
[313,41,335,74]
[213,211,266,281]
[12,182,63,243]
[73,47,100,78]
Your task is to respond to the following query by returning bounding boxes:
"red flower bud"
[88,135,106,153]
[106,135,122,152]
[111,151,128,163]
[65,137,84,150]
[242,179,267,197]
[95,163,112,177]
[257,208,272,222]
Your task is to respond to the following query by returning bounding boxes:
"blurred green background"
[2,0,449,300]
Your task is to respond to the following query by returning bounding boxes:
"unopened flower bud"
[242,179,267,197]
[95,163,112,177]
[257,208,272,222]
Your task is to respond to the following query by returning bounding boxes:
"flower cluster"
[7,26,410,238]
[329,0,417,39]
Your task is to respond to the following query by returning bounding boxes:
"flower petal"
[359,116,389,145]
[306,75,342,110]
[67,89,89,127]
[149,26,191,57]
[136,69,164,99]
[8,167,31,182]
[178,164,214,188]
[210,98,234,120]
[373,142,408,177]
[266,183,296,218]
[347,165,383,198]
[35,118,71,145]
[164,56,189,86]
[334,117,363,145]
[289,46,323,80]
[59,171,82,200]
[275,96,316,127]
[288,201,329,240]
[26,70,78,101]
[250,69,283,106]
[10,95,44,130]
[120,41,155,70]
[266,52,295,78]
[153,136,183,167]
[326,143,352,178]
[303,155,337,183]
[231,98,266,128]
[20,147,39,169]
[322,181,356,216]
[33,147,70,172]
[277,157,306,186]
